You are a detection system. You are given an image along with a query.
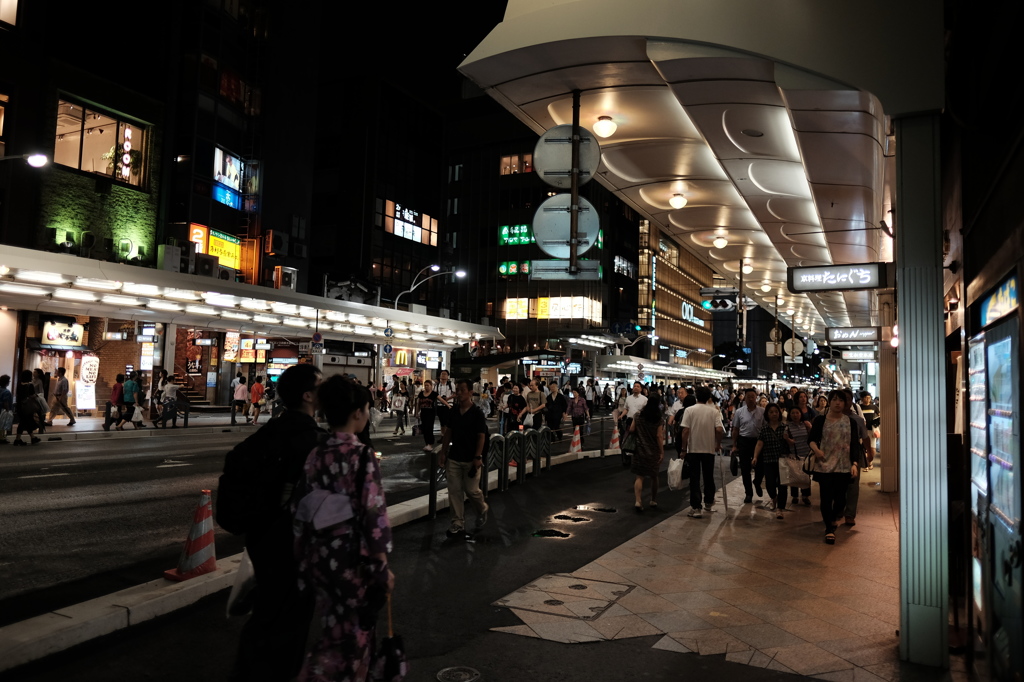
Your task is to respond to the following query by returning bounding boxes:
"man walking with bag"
[680,387,723,518]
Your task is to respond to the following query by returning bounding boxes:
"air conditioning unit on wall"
[274,266,298,291]
[195,253,219,277]
[265,230,289,256]
[217,265,235,281]
[157,244,181,273]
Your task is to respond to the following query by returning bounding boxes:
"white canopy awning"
[0,246,504,351]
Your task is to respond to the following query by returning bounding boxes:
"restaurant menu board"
[986,334,1018,529]
[969,334,988,503]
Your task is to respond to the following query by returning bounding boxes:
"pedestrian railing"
[504,430,524,490]
[482,433,506,498]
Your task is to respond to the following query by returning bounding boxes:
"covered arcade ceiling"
[460,0,943,341]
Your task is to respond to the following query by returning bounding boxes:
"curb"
[0,447,611,673]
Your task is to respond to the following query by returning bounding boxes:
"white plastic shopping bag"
[667,457,684,491]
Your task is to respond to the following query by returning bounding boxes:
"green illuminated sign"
[498,261,531,276]
[499,224,535,246]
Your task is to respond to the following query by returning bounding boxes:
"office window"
[0,0,17,25]
[614,256,636,278]
[499,153,533,175]
[54,100,147,188]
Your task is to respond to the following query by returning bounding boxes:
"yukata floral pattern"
[293,431,393,682]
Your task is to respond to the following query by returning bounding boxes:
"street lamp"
[393,265,466,309]
[1,153,48,167]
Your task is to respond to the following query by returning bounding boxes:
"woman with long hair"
[781,406,813,508]
[752,404,787,519]
[808,390,862,545]
[293,376,394,681]
[629,390,665,511]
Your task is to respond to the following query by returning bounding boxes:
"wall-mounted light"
[593,116,617,138]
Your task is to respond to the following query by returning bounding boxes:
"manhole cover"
[437,666,481,682]
[532,529,569,538]
[544,599,564,606]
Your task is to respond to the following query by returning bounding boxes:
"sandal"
[825,532,836,545]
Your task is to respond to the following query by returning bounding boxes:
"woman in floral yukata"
[293,376,394,682]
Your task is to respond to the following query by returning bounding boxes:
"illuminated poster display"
[223,332,240,362]
[499,224,534,245]
[537,298,550,320]
[981,275,1018,327]
[208,229,241,269]
[214,147,243,190]
[140,342,154,371]
[76,355,100,410]
[986,336,1017,528]
[788,262,885,292]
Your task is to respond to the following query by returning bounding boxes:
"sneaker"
[844,517,856,527]
[445,527,465,538]
[476,505,489,529]
[687,508,703,518]
[704,504,716,513]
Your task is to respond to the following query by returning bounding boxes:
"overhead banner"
[788,262,887,293]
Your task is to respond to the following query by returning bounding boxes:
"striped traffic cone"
[609,424,621,451]
[569,425,582,455]
[164,489,217,582]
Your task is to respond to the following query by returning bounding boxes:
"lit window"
[54,99,147,188]
[0,0,17,25]
[499,153,533,175]
[379,200,439,247]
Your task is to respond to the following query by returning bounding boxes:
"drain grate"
[437,667,481,682]
[532,529,569,538]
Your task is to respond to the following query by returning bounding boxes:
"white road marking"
[156,463,193,469]
[19,473,71,479]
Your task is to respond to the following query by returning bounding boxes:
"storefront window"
[53,99,148,188]
[499,153,533,175]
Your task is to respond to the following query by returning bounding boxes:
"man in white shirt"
[624,381,648,420]
[680,386,724,517]
[730,387,765,503]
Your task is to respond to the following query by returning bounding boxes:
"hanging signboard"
[41,321,85,346]
[981,275,1018,327]
[788,262,887,293]
[827,327,881,344]
[841,350,877,361]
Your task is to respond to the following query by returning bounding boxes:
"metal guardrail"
[482,433,506,498]
[504,430,524,490]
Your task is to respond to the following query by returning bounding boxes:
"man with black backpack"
[218,363,324,682]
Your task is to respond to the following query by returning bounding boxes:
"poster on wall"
[186,330,204,373]
[140,342,154,371]
[223,332,240,362]
[75,355,99,410]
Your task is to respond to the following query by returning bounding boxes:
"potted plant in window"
[102,145,144,181]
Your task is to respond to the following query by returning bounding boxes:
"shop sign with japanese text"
[788,262,886,293]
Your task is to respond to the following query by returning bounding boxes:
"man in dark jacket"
[228,363,323,682]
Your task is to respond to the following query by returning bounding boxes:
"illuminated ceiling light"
[221,310,252,321]
[713,237,728,249]
[146,300,182,311]
[0,283,48,295]
[0,265,8,275]
[411,334,428,341]
[15,270,68,285]
[741,263,754,275]
[786,308,795,315]
[354,325,375,335]
[349,314,368,325]
[271,302,298,315]
[75,278,123,291]
[299,306,319,319]
[282,317,307,327]
[53,288,98,302]
[333,323,354,332]
[760,283,772,292]
[122,283,162,296]
[102,294,142,306]
[253,314,280,324]
[324,310,348,322]
[165,289,201,300]
[185,304,218,315]
[205,295,238,307]
[371,317,388,328]
[592,115,617,138]
[240,298,270,310]
[669,194,687,209]
[394,332,412,339]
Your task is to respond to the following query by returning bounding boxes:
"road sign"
[533,124,601,189]
[383,344,393,355]
[311,343,324,354]
[783,338,805,357]
[637,363,644,371]
[384,327,394,338]
[529,259,600,280]
[637,372,645,380]
[766,341,782,357]
[311,332,323,344]
[532,194,599,259]
[769,328,781,342]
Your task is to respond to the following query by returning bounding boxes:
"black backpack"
[216,428,294,536]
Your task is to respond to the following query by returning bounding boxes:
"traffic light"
[634,324,654,332]
[701,296,736,311]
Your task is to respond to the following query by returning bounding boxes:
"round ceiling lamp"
[741,263,754,275]
[713,237,728,249]
[669,194,687,209]
[760,283,772,292]
[593,116,617,138]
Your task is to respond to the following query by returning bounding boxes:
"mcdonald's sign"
[394,349,411,366]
